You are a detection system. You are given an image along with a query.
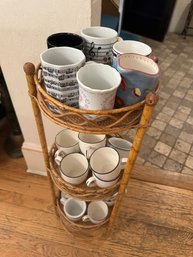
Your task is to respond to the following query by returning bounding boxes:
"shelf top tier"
[25,63,159,134]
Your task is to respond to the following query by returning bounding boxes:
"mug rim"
[81,26,118,41]
[87,200,108,221]
[47,32,84,48]
[77,63,121,93]
[108,137,132,151]
[55,129,79,148]
[60,153,89,178]
[113,40,152,56]
[78,133,106,144]
[64,198,86,218]
[89,146,120,175]
[93,172,121,182]
[117,53,159,76]
[40,46,86,68]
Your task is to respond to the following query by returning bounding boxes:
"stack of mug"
[40,26,159,113]
[54,129,132,188]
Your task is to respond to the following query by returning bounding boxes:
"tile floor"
[123,32,193,175]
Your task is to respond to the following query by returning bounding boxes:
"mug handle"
[60,197,67,205]
[121,157,128,164]
[86,176,96,187]
[55,154,63,165]
[148,52,159,63]
[82,215,90,222]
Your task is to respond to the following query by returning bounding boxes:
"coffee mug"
[86,172,120,188]
[112,40,158,68]
[56,153,89,185]
[47,32,84,50]
[89,146,127,181]
[54,129,79,163]
[77,63,121,116]
[61,197,87,221]
[82,201,108,224]
[116,53,160,106]
[81,26,118,65]
[104,192,118,206]
[107,137,132,168]
[40,46,86,108]
[78,133,106,159]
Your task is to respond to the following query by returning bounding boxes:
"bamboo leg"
[108,92,159,231]
[23,62,57,205]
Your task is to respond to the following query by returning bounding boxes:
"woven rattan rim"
[49,144,120,201]
[34,64,146,114]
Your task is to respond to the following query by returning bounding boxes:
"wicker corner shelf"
[24,62,159,236]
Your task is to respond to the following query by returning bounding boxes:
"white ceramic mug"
[61,197,87,221]
[81,26,118,65]
[40,46,86,108]
[86,172,120,188]
[82,201,108,224]
[77,63,121,116]
[107,137,132,169]
[78,133,106,159]
[54,129,79,164]
[89,146,127,181]
[56,153,89,185]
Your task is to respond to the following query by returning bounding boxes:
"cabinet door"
[121,0,176,41]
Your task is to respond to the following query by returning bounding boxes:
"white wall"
[0,0,101,175]
[169,0,192,33]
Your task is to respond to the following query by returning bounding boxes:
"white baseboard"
[22,142,47,176]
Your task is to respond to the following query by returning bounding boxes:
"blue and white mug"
[116,53,160,106]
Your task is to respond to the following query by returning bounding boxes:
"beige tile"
[173,90,186,98]
[154,142,172,156]
[169,118,184,129]
[174,112,188,122]
[181,166,193,175]
[175,139,191,154]
[186,116,193,126]
[169,149,187,164]
[178,106,191,115]
[151,120,167,131]
[185,156,193,170]
[162,106,175,116]
[146,127,162,140]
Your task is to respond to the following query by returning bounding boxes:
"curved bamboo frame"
[24,62,159,236]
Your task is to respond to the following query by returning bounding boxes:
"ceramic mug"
[61,197,87,221]
[81,26,118,65]
[82,201,108,224]
[54,129,79,163]
[86,172,120,188]
[56,153,89,185]
[77,63,121,117]
[47,32,84,50]
[112,40,158,68]
[40,46,86,108]
[116,53,160,106]
[107,137,132,169]
[78,133,106,159]
[89,146,127,181]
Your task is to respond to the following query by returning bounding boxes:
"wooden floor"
[1,123,193,257]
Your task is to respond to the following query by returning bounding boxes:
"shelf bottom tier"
[56,199,111,237]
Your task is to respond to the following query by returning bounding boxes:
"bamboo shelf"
[24,62,159,237]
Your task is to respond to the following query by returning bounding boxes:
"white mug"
[40,46,86,108]
[86,172,120,188]
[54,129,79,164]
[107,137,132,169]
[89,146,127,181]
[82,201,108,224]
[78,133,106,158]
[77,63,121,116]
[81,26,118,65]
[61,197,87,221]
[56,153,89,185]
[112,40,158,69]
